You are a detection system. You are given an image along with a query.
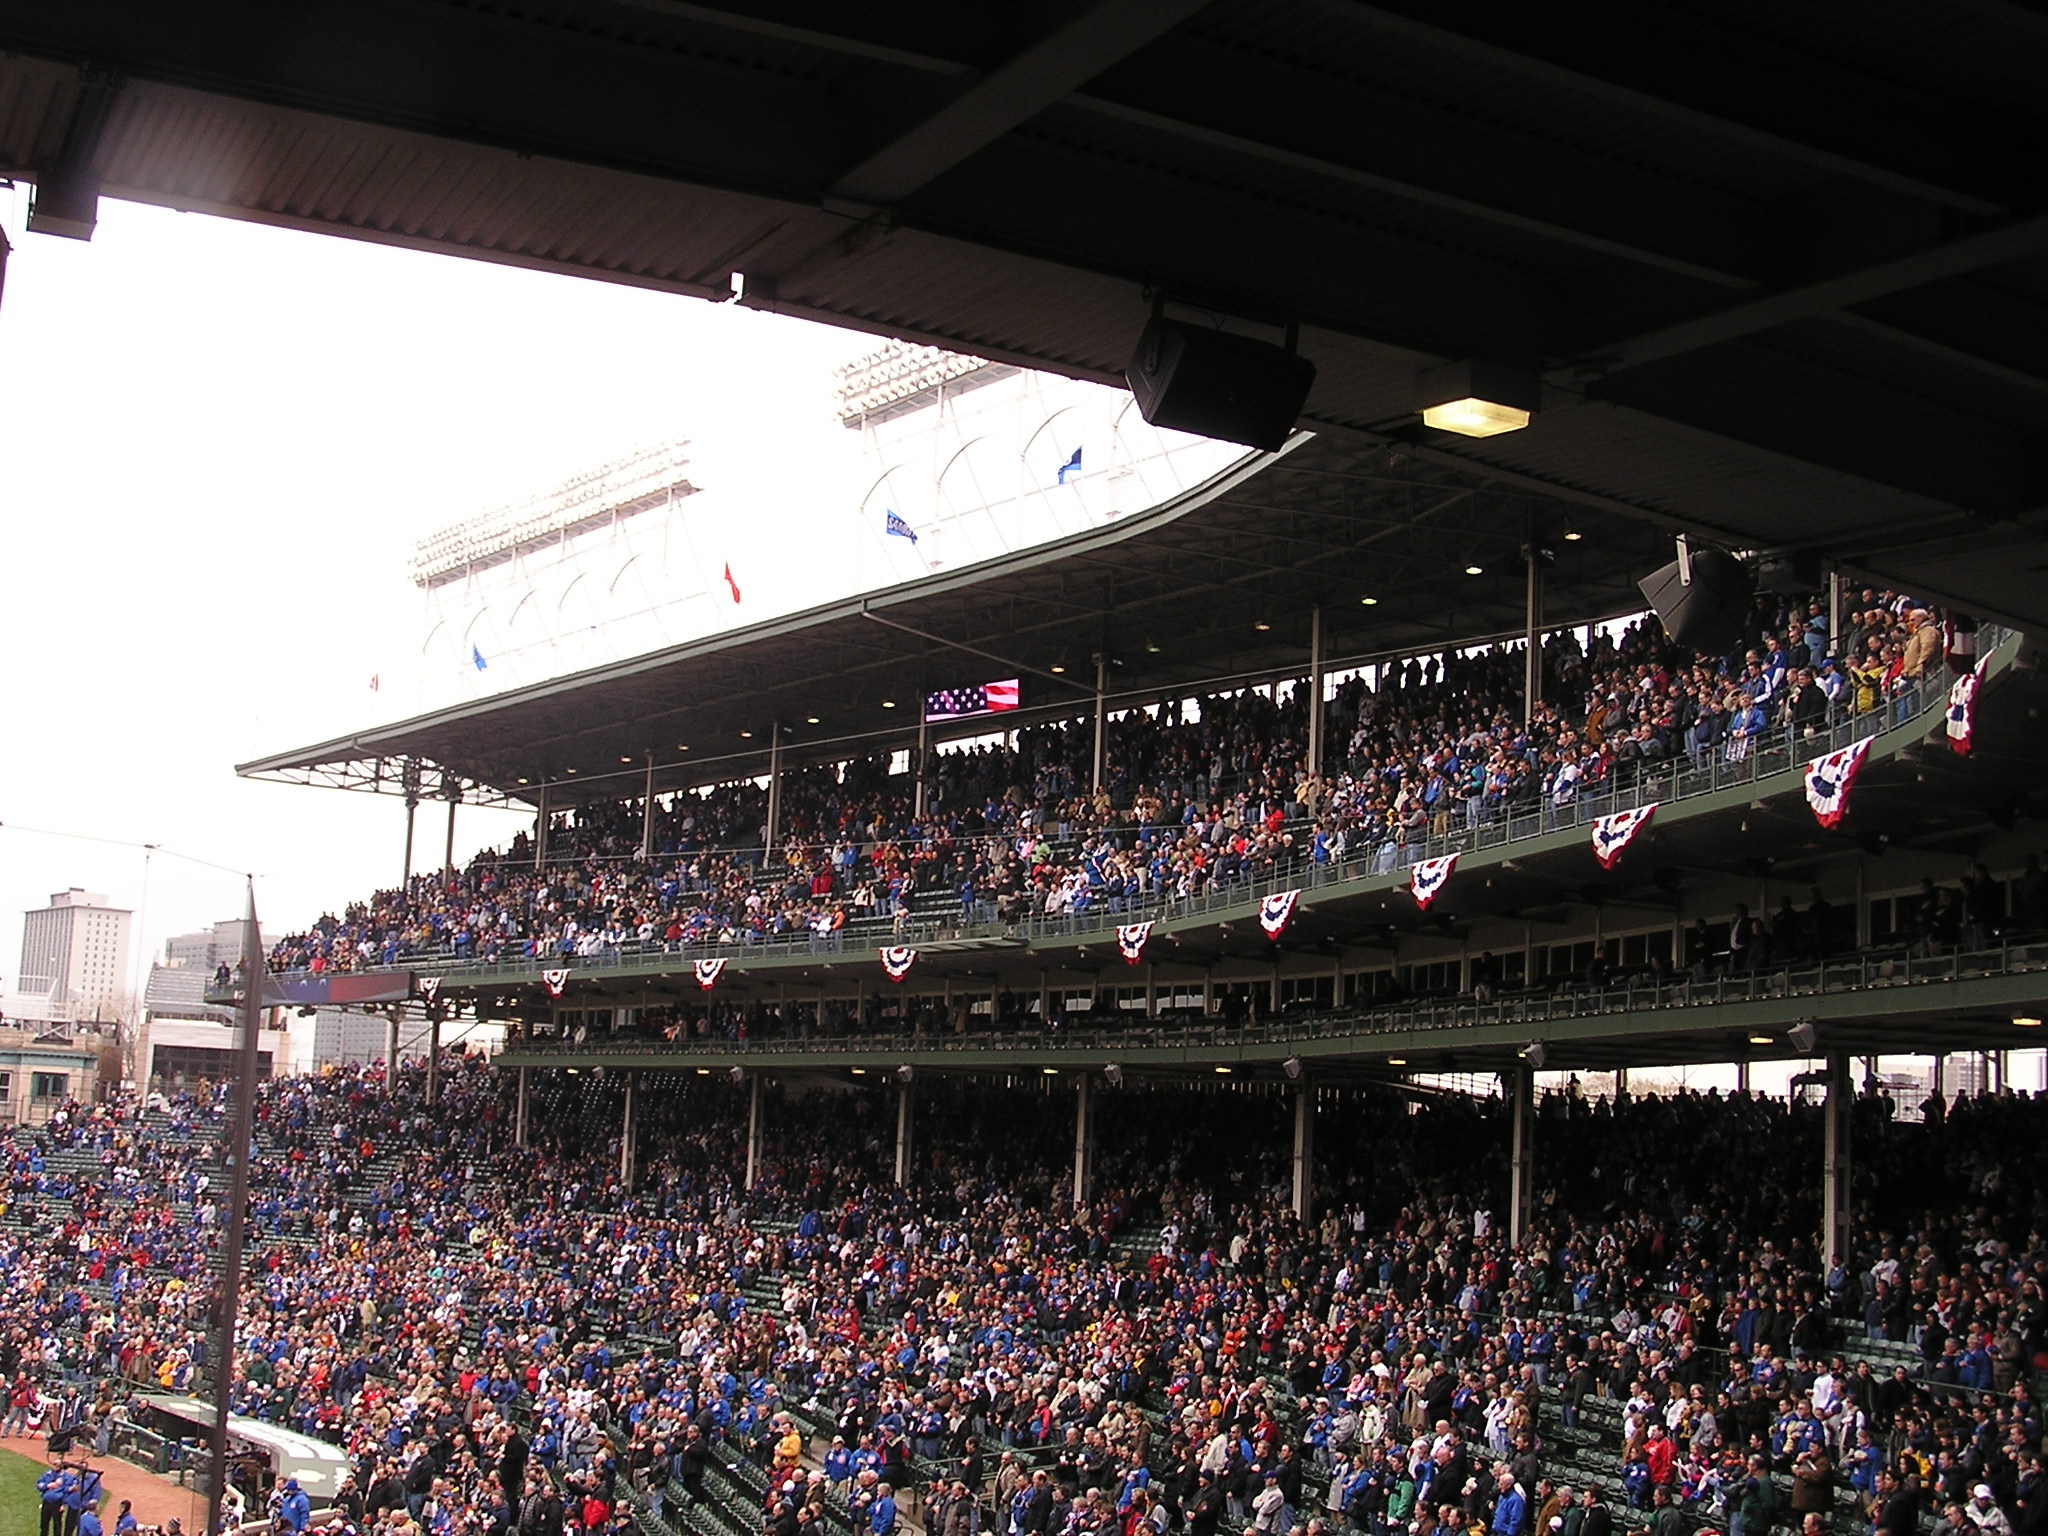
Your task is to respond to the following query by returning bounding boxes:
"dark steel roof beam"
[600,1,979,77]
[859,609,1080,690]
[1826,310,2048,397]
[1566,215,2048,380]
[1845,280,2048,396]
[915,129,1553,363]
[1069,37,1767,290]
[829,0,1208,206]
[1586,340,2038,516]
[1335,0,2016,215]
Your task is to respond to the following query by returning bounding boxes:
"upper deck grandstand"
[230,411,2048,1130]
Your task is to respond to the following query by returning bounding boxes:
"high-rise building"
[143,919,247,1027]
[16,889,132,1023]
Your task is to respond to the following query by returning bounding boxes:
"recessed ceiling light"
[1254,620,1271,632]
[1041,1067,1058,1075]
[1748,1034,1775,1045]
[806,716,820,724]
[517,777,529,785]
[695,1068,709,1075]
[677,745,689,752]
[2015,1016,2042,1028]
[1050,663,1066,674]
[1464,565,1484,576]
[1359,596,1378,606]
[1386,1057,1406,1066]
[1214,1065,1232,1074]
[1563,530,1583,541]
[850,1068,866,1075]
[881,700,896,708]
[565,767,577,774]
[620,756,633,764]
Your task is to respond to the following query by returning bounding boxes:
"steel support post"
[1824,1051,1853,1270]
[1306,605,1325,777]
[744,1074,763,1191]
[620,1069,637,1188]
[894,1083,915,1186]
[1508,1065,1535,1247]
[1092,657,1107,793]
[1291,1080,1316,1225]
[1072,1075,1094,1206]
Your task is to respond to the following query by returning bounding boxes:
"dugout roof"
[8,3,2048,633]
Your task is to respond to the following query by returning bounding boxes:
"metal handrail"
[502,936,2047,1058]
[290,630,2003,985]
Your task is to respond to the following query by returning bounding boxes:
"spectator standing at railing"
[1901,609,1942,683]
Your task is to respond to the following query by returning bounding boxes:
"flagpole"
[205,880,264,1536]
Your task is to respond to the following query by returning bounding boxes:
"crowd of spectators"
[265,589,1970,978]
[7,1054,2048,1536]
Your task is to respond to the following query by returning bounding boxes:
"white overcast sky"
[0,192,877,986]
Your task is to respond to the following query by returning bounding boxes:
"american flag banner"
[1409,854,1459,911]
[693,958,727,991]
[1947,664,1983,756]
[1590,804,1657,870]
[1116,922,1154,965]
[879,946,917,983]
[541,968,570,999]
[417,975,441,1004]
[924,679,1021,721]
[1258,889,1301,939]
[1804,738,1873,829]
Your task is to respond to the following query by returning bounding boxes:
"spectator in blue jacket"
[1492,1469,1528,1536]
[870,1482,898,1536]
[278,1476,312,1535]
[37,1464,74,1536]
[824,1438,855,1488]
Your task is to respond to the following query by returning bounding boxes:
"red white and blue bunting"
[541,968,570,999]
[1258,889,1301,940]
[1803,738,1873,830]
[1590,804,1657,871]
[1116,922,1154,965]
[879,946,917,983]
[1409,854,1459,911]
[693,958,727,991]
[417,975,441,1004]
[1947,663,1983,757]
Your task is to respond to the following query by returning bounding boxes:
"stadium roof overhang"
[9,3,2048,631]
[237,430,1678,806]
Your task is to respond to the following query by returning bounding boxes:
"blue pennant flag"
[885,509,919,544]
[1057,447,1083,485]
[471,644,488,672]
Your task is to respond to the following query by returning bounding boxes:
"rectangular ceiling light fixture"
[1415,359,1539,438]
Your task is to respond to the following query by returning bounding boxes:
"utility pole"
[206,882,264,1536]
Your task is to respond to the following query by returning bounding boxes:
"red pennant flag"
[723,563,742,604]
